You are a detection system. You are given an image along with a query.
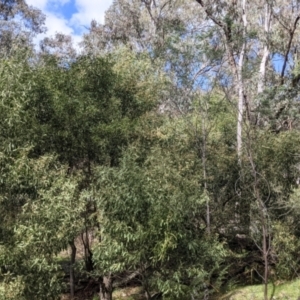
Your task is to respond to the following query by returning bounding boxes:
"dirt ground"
[61,286,144,300]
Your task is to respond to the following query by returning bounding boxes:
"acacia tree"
[93,137,227,300]
[0,57,69,300]
[0,44,165,299]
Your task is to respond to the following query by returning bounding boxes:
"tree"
[0,46,164,299]
[0,0,45,57]
[82,0,223,114]
[2,1,300,299]
[93,142,226,300]
[40,33,77,61]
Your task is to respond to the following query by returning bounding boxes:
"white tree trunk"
[237,0,247,158]
[257,2,271,94]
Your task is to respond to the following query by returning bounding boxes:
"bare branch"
[280,15,300,84]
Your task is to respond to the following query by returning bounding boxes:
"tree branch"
[194,0,237,71]
[280,15,300,84]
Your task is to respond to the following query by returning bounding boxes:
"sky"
[26,0,113,46]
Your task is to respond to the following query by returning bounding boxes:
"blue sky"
[26,0,113,46]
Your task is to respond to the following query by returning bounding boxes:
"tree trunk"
[237,0,247,159]
[69,240,77,299]
[256,2,271,126]
[81,230,94,272]
[262,221,269,300]
[99,274,113,300]
[202,115,210,234]
[257,3,271,95]
[248,141,270,300]
[280,16,300,85]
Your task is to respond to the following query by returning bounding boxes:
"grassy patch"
[218,279,300,300]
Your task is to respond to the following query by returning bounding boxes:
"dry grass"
[113,286,144,300]
[60,286,144,300]
[60,289,95,300]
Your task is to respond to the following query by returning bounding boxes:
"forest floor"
[60,278,300,300]
[217,278,300,300]
[59,239,300,300]
[61,286,144,300]
[58,238,145,300]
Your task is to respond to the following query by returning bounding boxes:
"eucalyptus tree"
[82,0,223,114]
[83,0,300,155]
[0,0,45,57]
[193,0,300,152]
[39,33,77,60]
[191,2,300,297]
[82,5,231,250]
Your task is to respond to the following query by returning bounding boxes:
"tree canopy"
[1,1,300,300]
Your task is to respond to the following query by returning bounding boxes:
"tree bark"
[194,0,247,159]
[257,2,271,95]
[81,229,94,272]
[262,219,269,300]
[99,274,113,300]
[280,16,300,85]
[237,0,247,159]
[69,240,77,299]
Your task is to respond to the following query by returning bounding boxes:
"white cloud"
[27,0,113,50]
[26,0,75,36]
[46,14,73,35]
[32,12,79,50]
[26,0,48,10]
[71,0,112,29]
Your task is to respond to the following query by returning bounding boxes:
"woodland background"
[1,0,300,299]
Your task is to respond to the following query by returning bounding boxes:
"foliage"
[2,0,300,299]
[271,222,300,280]
[0,47,166,299]
[0,0,45,58]
[93,133,227,299]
